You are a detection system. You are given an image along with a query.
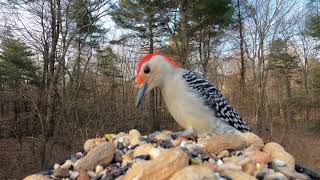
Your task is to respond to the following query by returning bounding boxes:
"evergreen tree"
[191,0,233,32]
[0,33,39,88]
[269,39,299,123]
[96,46,119,77]
[190,0,233,75]
[309,59,320,95]
[163,0,233,68]
[110,0,170,52]
[68,0,107,91]
[110,0,172,131]
[70,0,105,46]
[270,39,299,77]
[306,0,320,40]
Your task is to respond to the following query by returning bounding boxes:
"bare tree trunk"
[41,0,61,168]
[284,70,293,125]
[203,27,211,77]
[42,49,49,88]
[303,51,310,123]
[148,17,159,131]
[198,29,203,74]
[255,38,266,134]
[199,27,211,77]
[179,0,189,68]
[237,0,246,93]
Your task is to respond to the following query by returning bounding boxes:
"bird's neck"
[157,65,179,89]
[159,68,182,100]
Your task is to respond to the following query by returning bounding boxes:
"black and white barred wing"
[182,70,250,132]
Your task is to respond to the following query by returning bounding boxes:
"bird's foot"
[173,127,198,139]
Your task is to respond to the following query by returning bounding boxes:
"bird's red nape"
[136,53,177,76]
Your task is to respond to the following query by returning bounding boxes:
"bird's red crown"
[136,53,177,76]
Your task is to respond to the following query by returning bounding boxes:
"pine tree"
[110,0,171,131]
[96,46,119,77]
[0,33,39,89]
[306,0,320,40]
[309,59,320,95]
[190,0,233,76]
[269,39,299,123]
[270,39,299,77]
[110,0,170,52]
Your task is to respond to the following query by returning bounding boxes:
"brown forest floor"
[260,124,320,173]
[0,125,319,180]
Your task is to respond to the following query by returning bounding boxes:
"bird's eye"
[144,65,150,74]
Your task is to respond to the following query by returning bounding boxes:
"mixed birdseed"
[24,129,316,180]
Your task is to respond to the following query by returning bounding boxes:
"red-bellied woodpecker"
[135,53,250,134]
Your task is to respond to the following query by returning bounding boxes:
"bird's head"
[135,53,178,107]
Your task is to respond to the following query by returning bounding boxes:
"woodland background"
[0,0,319,179]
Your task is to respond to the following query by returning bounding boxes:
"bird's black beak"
[136,82,149,107]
